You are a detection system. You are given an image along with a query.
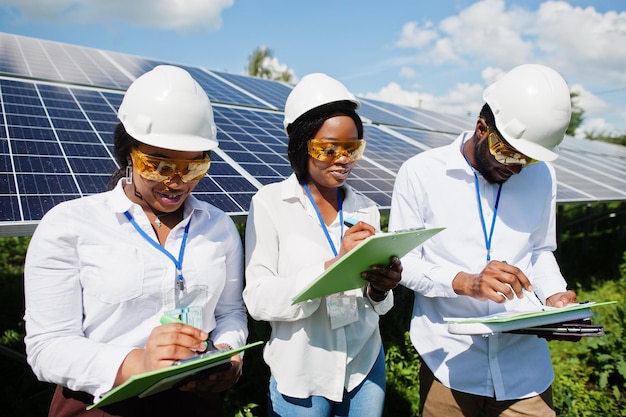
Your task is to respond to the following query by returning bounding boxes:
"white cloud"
[363,80,484,120]
[399,67,416,79]
[261,56,295,81]
[396,0,534,67]
[532,1,626,84]
[397,21,438,49]
[481,67,506,88]
[386,0,626,136]
[578,118,616,137]
[0,0,234,32]
[570,84,611,116]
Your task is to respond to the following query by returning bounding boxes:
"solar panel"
[361,97,470,133]
[210,70,292,110]
[1,32,625,237]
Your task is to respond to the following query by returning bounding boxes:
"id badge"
[327,292,359,330]
[165,306,203,329]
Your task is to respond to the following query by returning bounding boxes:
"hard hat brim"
[129,131,219,152]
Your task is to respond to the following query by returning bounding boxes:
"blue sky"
[1,0,625,137]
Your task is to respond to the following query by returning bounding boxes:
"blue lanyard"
[462,142,503,262]
[124,210,191,290]
[302,183,344,256]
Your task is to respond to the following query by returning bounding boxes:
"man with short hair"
[389,64,577,417]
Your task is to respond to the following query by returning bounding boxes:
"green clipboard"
[445,301,616,336]
[87,340,264,409]
[291,227,445,304]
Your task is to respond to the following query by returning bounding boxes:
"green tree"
[246,46,293,82]
[567,91,625,146]
[567,91,584,136]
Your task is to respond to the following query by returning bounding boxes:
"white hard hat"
[283,73,360,130]
[483,64,571,161]
[118,65,218,152]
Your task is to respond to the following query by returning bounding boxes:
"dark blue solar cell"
[193,178,222,193]
[228,192,254,212]
[91,121,119,135]
[46,107,83,119]
[18,173,78,194]
[265,143,288,154]
[62,143,113,158]
[212,176,258,192]
[0,195,21,221]
[193,193,244,213]
[10,139,63,156]
[179,66,272,109]
[0,172,16,193]
[212,70,292,110]
[239,162,282,177]
[391,127,456,149]
[364,192,391,207]
[358,100,426,129]
[14,155,70,174]
[243,142,277,153]
[228,151,263,163]
[1,79,39,97]
[261,153,289,165]
[256,177,280,186]
[4,103,47,117]
[8,126,56,141]
[274,165,293,177]
[68,157,116,174]
[51,119,93,131]
[361,98,465,133]
[5,114,51,128]
[21,194,81,221]
[214,140,246,152]
[203,164,230,177]
[55,130,103,143]
[75,174,110,194]
[101,92,124,108]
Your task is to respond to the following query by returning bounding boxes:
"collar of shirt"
[280,174,369,226]
[446,131,476,178]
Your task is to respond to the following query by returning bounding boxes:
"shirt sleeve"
[389,160,460,298]
[528,164,568,301]
[210,216,249,350]
[364,287,394,314]
[24,206,131,399]
[243,195,323,322]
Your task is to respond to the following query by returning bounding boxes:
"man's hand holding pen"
[452,260,577,307]
[452,260,534,303]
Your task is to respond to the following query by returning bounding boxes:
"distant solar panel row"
[1,32,625,237]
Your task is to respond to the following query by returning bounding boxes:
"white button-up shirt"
[24,182,247,399]
[243,174,392,401]
[389,132,568,400]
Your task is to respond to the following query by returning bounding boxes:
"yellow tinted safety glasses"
[130,149,211,183]
[307,138,366,162]
[487,128,538,167]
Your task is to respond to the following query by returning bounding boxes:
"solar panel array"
[1,32,625,236]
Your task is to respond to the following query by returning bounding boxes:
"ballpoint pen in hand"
[501,261,544,311]
[523,288,545,311]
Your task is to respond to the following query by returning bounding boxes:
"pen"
[523,288,545,311]
[500,261,544,311]
[344,218,358,228]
